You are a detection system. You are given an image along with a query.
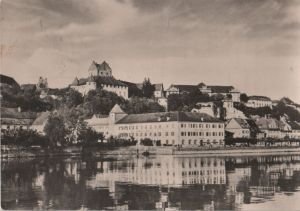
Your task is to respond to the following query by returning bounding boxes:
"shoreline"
[1,145,300,159]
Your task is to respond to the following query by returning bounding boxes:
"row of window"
[181,131,224,137]
[121,132,175,137]
[182,139,223,145]
[182,169,225,176]
[181,123,223,129]
[182,177,225,185]
[119,124,175,130]
[103,84,127,89]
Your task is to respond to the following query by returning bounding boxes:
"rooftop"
[207,85,234,93]
[32,111,51,125]
[288,121,300,130]
[88,61,112,73]
[249,96,271,101]
[168,84,198,92]
[70,76,127,87]
[1,107,37,119]
[116,111,222,124]
[110,104,125,113]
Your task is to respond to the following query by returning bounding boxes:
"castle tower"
[109,104,127,124]
[88,60,112,77]
[109,104,127,136]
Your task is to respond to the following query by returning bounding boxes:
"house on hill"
[223,98,246,119]
[191,102,218,118]
[225,118,251,138]
[287,121,300,139]
[255,117,288,139]
[1,107,37,133]
[246,96,272,108]
[70,61,128,99]
[165,84,197,97]
[198,83,241,102]
[135,82,165,98]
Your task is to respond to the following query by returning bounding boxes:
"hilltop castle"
[70,61,128,99]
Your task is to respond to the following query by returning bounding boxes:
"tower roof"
[71,77,79,85]
[110,104,125,113]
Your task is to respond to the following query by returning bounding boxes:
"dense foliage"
[44,114,67,148]
[141,78,155,98]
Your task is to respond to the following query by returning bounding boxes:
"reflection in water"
[1,155,300,210]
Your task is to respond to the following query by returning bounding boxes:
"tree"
[124,97,165,114]
[78,127,104,146]
[83,88,126,115]
[167,94,184,111]
[44,114,66,148]
[142,78,155,98]
[240,93,249,103]
[62,89,83,108]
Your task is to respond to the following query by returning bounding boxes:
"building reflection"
[1,155,300,210]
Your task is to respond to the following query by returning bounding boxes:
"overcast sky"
[1,0,300,102]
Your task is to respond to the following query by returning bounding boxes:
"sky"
[1,0,300,102]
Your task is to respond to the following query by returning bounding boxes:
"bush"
[140,138,154,146]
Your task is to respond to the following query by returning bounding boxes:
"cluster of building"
[1,60,300,147]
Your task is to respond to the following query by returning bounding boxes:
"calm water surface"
[2,154,300,210]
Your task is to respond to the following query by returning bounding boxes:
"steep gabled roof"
[88,61,112,73]
[97,61,111,71]
[71,77,79,86]
[233,118,250,129]
[110,104,125,113]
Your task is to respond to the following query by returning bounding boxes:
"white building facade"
[86,104,225,147]
[246,96,272,108]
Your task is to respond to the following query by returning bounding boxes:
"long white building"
[86,104,225,147]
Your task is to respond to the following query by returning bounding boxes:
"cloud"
[1,0,300,102]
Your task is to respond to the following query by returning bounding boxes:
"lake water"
[2,154,300,210]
